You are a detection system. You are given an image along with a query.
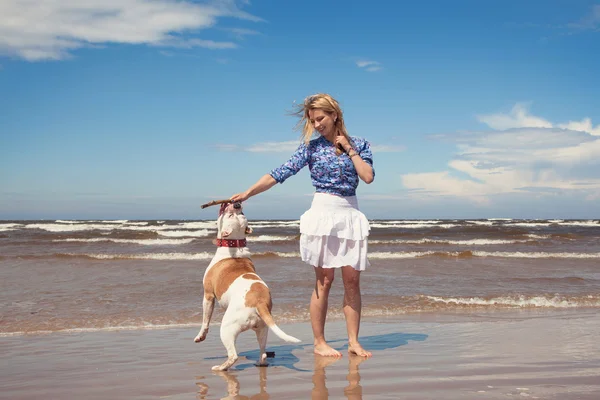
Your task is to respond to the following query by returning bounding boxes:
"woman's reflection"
[197,367,269,400]
[312,355,366,399]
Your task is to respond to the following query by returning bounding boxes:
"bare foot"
[314,343,342,357]
[348,343,372,358]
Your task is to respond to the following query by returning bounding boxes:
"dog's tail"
[256,303,301,343]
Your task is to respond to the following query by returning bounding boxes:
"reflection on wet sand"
[196,355,367,400]
[197,367,269,400]
[312,355,366,400]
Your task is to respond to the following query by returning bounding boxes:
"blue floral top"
[269,136,374,197]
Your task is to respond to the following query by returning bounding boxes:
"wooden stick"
[200,199,232,209]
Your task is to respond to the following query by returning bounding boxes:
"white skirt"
[299,193,370,271]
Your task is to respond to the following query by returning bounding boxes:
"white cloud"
[0,0,262,61]
[371,144,405,153]
[356,59,382,72]
[217,141,405,154]
[247,140,300,153]
[403,104,600,204]
[568,4,600,30]
[477,103,552,130]
[558,118,600,136]
[478,103,600,136]
[223,27,260,40]
[213,144,239,151]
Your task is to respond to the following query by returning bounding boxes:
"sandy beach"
[2,310,599,400]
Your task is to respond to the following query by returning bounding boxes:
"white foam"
[55,238,195,246]
[375,220,442,225]
[466,220,494,226]
[370,238,529,245]
[426,295,600,308]
[0,322,204,337]
[370,223,460,229]
[369,251,437,259]
[157,229,211,238]
[251,235,296,242]
[100,220,129,224]
[250,220,300,226]
[473,251,600,259]
[176,221,217,229]
[0,223,21,228]
[255,251,301,258]
[250,223,301,229]
[505,222,551,227]
[25,223,121,232]
[526,234,551,239]
[76,252,214,260]
[555,221,599,227]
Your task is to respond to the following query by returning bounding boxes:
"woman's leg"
[341,266,372,357]
[310,266,342,357]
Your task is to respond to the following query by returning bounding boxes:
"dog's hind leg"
[194,293,215,343]
[255,322,269,367]
[212,311,243,371]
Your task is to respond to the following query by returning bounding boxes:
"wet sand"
[2,311,599,399]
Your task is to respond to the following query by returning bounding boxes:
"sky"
[1,0,599,220]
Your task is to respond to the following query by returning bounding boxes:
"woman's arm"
[347,152,374,184]
[335,136,374,184]
[230,174,277,203]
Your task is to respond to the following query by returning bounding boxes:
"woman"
[229,93,374,357]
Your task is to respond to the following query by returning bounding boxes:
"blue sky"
[1,0,599,220]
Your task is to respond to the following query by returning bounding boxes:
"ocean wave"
[369,238,531,246]
[369,251,600,259]
[472,251,600,259]
[466,220,495,226]
[5,294,599,337]
[0,323,203,337]
[370,223,460,229]
[250,223,300,229]
[251,235,297,242]
[425,294,600,308]
[254,251,301,258]
[157,229,211,238]
[45,252,214,261]
[250,220,300,225]
[373,220,442,225]
[53,238,195,246]
[26,223,124,232]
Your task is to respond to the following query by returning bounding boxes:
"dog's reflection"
[197,355,366,400]
[197,367,269,400]
[312,355,366,400]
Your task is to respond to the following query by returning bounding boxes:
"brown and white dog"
[194,202,301,371]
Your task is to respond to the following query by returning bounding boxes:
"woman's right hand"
[230,191,250,203]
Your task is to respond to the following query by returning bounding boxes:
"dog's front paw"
[194,331,208,343]
[245,226,253,234]
[211,365,228,371]
[256,353,268,367]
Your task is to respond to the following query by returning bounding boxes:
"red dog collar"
[216,238,247,248]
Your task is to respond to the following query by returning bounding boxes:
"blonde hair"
[292,93,350,155]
